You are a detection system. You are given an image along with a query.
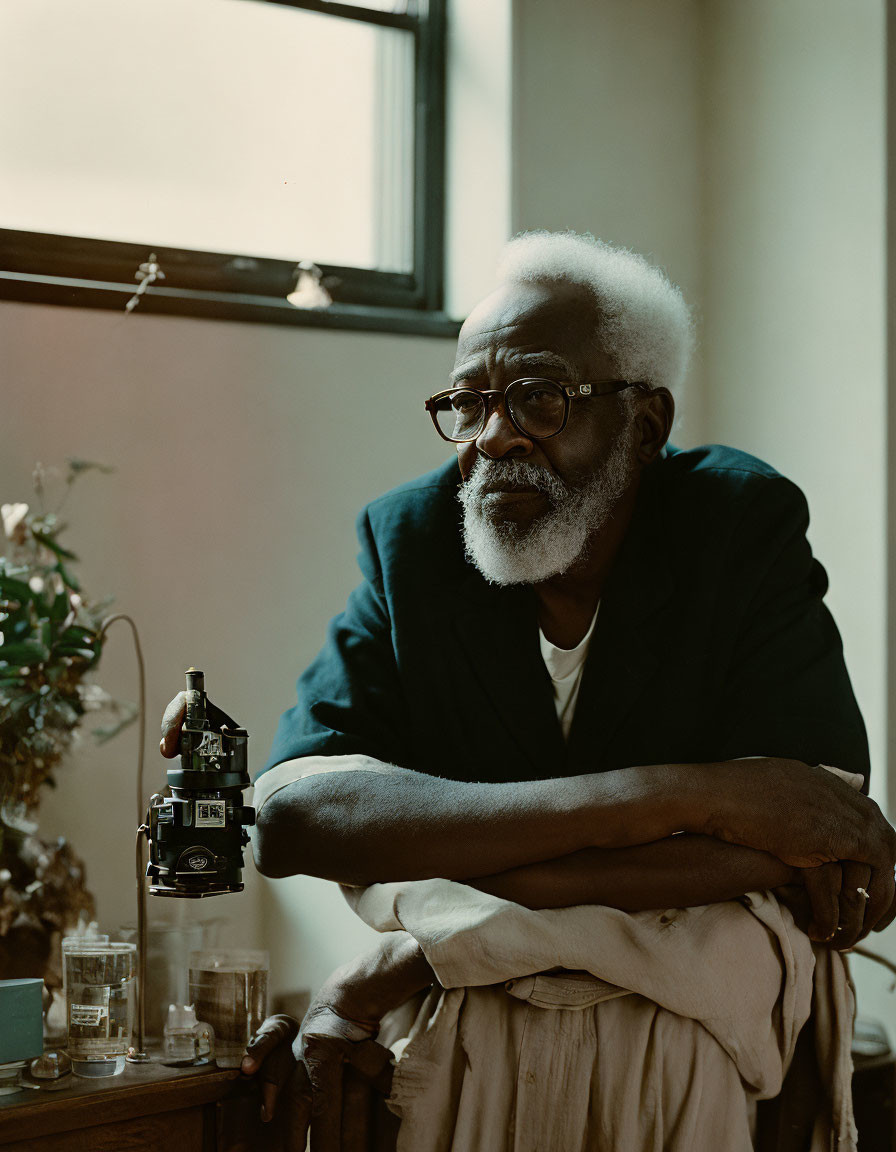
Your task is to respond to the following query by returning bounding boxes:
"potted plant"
[0,461,134,999]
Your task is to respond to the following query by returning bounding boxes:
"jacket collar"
[451,464,674,778]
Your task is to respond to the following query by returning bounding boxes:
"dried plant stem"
[853,944,896,982]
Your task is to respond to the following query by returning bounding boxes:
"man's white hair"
[496,231,694,395]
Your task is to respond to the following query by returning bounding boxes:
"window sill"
[0,270,463,338]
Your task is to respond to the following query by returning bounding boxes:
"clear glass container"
[188,949,268,1069]
[162,1004,214,1067]
[62,940,135,1078]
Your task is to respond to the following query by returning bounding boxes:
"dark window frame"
[0,0,460,338]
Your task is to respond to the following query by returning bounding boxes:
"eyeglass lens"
[433,380,567,442]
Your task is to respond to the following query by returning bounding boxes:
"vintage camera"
[145,669,255,898]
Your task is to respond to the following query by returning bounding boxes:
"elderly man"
[164,233,895,1150]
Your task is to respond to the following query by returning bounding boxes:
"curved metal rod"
[131,824,149,1057]
[98,614,149,1059]
[98,613,146,827]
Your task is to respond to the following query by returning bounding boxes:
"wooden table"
[0,1060,264,1151]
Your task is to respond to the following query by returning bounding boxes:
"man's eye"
[522,388,556,407]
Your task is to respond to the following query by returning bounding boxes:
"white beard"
[459,433,634,586]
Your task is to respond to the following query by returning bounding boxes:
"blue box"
[0,979,43,1063]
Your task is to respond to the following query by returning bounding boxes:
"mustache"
[460,458,568,500]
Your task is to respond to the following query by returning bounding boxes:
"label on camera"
[177,845,215,873]
[71,1004,107,1028]
[195,800,226,828]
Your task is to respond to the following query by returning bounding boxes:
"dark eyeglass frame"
[424,377,652,443]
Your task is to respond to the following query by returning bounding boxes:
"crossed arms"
[251,755,896,949]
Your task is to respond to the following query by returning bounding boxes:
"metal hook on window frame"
[124,253,165,314]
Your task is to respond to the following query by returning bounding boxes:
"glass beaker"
[162,1004,214,1066]
[118,919,205,1041]
[188,949,268,1069]
[63,940,136,1077]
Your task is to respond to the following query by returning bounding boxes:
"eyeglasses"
[424,377,651,443]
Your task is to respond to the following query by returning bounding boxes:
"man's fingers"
[862,862,896,936]
[345,1037,395,1096]
[305,1035,346,1152]
[279,1062,314,1152]
[242,1013,300,1076]
[341,1065,374,1152]
[261,1064,291,1128]
[803,862,841,942]
[159,691,186,758]
[772,884,812,933]
[834,862,872,950]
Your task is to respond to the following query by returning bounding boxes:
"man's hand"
[703,758,896,930]
[160,691,240,758]
[239,1011,394,1151]
[159,691,186,758]
[786,861,896,949]
[239,932,434,1150]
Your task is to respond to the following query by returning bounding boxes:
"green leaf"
[31,530,77,561]
[54,562,80,593]
[0,641,50,666]
[56,647,97,662]
[48,590,70,623]
[55,624,96,646]
[0,690,39,718]
[0,575,37,603]
[66,459,115,479]
[2,614,36,644]
[93,704,137,743]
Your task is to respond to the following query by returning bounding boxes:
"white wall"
[699,0,890,1021]
[512,0,706,441]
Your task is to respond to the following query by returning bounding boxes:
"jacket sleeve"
[260,507,409,777]
[714,474,870,787]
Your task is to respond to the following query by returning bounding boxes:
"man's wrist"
[326,932,435,1025]
[583,762,717,847]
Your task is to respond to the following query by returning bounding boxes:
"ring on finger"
[857,887,871,901]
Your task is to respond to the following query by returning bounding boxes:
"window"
[0,0,457,335]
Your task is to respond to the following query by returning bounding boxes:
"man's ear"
[635,388,674,465]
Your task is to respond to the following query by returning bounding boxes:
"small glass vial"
[162,1005,214,1067]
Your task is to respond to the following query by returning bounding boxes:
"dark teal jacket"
[263,444,870,787]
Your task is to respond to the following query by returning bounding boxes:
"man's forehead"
[452,279,606,378]
[451,348,576,384]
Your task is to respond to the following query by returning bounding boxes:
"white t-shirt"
[539,605,600,739]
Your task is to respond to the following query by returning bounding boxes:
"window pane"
[329,0,419,13]
[0,0,415,272]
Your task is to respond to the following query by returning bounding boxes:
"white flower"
[77,683,109,711]
[1,503,28,540]
[28,575,45,594]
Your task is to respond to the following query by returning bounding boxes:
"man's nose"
[474,397,532,459]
